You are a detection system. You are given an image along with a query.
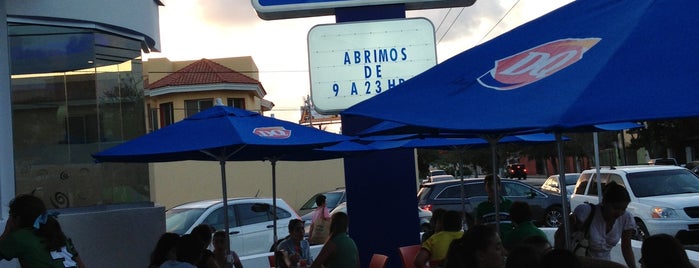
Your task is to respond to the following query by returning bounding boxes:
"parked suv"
[506,164,527,180]
[166,197,300,256]
[569,165,699,242]
[417,178,564,227]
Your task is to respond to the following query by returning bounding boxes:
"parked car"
[165,197,300,256]
[299,188,347,227]
[541,173,581,199]
[417,178,564,227]
[330,201,433,230]
[506,164,527,180]
[569,165,699,242]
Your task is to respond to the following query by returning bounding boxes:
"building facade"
[1,1,162,267]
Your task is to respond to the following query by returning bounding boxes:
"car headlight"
[651,207,679,219]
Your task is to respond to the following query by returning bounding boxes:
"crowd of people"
[413,175,697,268]
[0,181,696,268]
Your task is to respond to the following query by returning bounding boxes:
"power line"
[475,0,521,46]
[437,7,466,45]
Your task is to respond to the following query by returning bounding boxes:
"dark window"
[203,206,238,231]
[185,99,213,117]
[574,173,591,195]
[160,102,174,127]
[237,203,271,226]
[227,98,245,109]
[503,182,535,197]
[149,106,159,132]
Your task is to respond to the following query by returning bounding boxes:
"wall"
[0,204,164,268]
[151,159,346,210]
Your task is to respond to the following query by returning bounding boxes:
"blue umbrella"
[342,0,684,248]
[93,101,352,254]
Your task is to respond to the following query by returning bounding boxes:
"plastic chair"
[369,253,389,268]
[397,244,423,268]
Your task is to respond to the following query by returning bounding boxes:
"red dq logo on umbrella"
[478,38,600,90]
[253,127,291,139]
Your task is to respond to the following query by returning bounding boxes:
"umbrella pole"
[488,137,500,234]
[271,159,278,243]
[593,132,603,204]
[556,133,571,250]
[219,160,231,257]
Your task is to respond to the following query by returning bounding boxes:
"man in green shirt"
[503,201,547,250]
[475,174,513,240]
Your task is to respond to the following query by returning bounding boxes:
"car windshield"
[627,169,699,197]
[430,170,447,176]
[165,208,206,235]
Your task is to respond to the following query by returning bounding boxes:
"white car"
[166,197,300,256]
[570,165,699,242]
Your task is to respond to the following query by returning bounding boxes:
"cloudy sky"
[145,0,573,124]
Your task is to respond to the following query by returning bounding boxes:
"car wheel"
[634,218,649,241]
[544,206,564,227]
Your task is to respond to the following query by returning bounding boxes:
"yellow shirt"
[421,230,463,261]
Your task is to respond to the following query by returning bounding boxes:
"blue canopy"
[342,0,699,133]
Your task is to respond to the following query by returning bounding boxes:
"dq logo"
[478,38,601,90]
[253,127,291,139]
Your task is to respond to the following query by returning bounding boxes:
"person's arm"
[308,222,315,241]
[310,240,336,268]
[621,229,636,268]
[412,248,429,268]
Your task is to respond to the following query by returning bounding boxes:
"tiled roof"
[146,58,262,89]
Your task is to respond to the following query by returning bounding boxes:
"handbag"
[309,208,330,244]
[571,204,596,256]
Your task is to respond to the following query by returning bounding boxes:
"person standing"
[308,195,330,245]
[475,174,513,240]
[555,181,636,268]
[277,219,313,267]
[0,194,86,268]
[310,212,359,268]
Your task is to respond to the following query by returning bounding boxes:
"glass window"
[10,24,149,208]
[185,99,213,117]
[237,203,271,226]
[588,173,610,196]
[160,102,174,127]
[574,173,591,195]
[203,206,237,231]
[627,170,699,197]
[502,182,533,197]
[166,208,206,235]
[227,98,245,109]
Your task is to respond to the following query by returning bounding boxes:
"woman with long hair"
[310,212,359,268]
[0,194,86,267]
[443,224,506,268]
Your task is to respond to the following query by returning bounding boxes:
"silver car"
[166,197,300,256]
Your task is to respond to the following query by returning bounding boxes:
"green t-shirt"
[0,228,79,268]
[502,221,547,250]
[324,232,359,268]
[476,197,514,238]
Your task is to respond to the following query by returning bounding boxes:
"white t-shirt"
[573,203,635,260]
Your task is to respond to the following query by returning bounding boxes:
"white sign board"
[308,18,436,114]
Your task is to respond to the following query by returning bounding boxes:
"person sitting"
[414,210,464,267]
[505,244,542,268]
[277,219,313,267]
[160,234,203,268]
[212,231,243,268]
[442,224,506,268]
[0,194,86,268]
[191,224,217,268]
[149,232,180,268]
[640,233,694,268]
[421,208,446,243]
[502,201,547,250]
[310,212,359,268]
